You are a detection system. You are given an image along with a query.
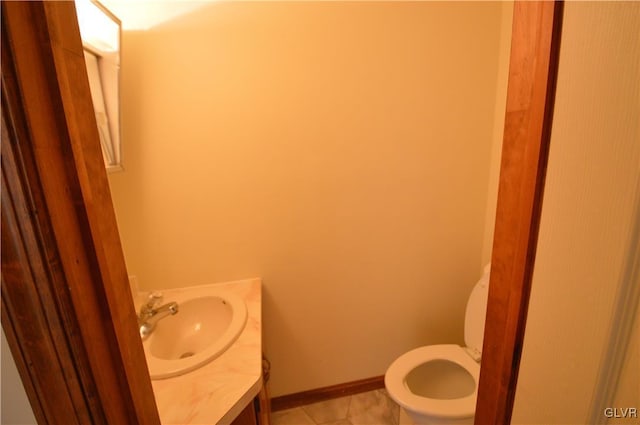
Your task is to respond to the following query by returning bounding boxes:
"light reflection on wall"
[100,0,211,30]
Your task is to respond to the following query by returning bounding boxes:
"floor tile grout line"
[345,394,353,420]
[303,406,316,425]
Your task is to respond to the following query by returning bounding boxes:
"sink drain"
[179,352,195,359]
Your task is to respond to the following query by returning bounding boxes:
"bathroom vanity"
[138,278,267,424]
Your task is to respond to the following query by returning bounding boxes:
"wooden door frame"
[477,2,563,424]
[1,2,160,424]
[0,1,562,424]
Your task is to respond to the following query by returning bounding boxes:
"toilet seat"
[384,344,479,419]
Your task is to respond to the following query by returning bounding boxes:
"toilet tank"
[464,264,491,359]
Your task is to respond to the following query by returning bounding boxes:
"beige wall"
[1,329,37,424]
[611,311,640,425]
[512,2,640,424]
[108,1,510,396]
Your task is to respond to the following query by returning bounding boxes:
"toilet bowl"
[385,265,490,425]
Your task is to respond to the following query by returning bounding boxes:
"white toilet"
[385,264,490,425]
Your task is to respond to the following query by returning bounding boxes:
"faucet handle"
[143,292,163,310]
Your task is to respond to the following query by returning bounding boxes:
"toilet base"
[403,407,474,425]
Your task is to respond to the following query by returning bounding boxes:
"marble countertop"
[143,278,263,425]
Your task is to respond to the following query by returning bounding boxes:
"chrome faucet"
[138,292,179,340]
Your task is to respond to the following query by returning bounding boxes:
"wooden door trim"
[0,1,561,424]
[475,2,564,424]
[1,2,159,424]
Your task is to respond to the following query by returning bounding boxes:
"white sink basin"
[142,290,247,379]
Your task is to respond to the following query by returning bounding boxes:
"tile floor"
[271,389,414,425]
